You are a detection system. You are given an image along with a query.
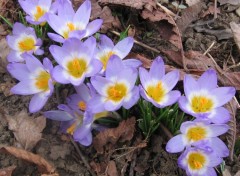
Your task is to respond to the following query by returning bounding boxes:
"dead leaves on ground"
[0,145,57,175]
[230,22,240,51]
[0,166,16,176]
[6,110,46,151]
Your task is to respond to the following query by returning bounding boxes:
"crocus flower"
[139,57,180,108]
[178,147,222,176]
[95,35,142,71]
[19,0,56,25]
[6,22,43,62]
[44,105,111,146]
[49,37,102,86]
[7,53,54,113]
[179,69,236,123]
[47,0,102,43]
[89,55,139,112]
[166,120,229,157]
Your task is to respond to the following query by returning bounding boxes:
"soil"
[0,0,240,176]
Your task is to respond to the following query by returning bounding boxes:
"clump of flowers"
[5,0,237,175]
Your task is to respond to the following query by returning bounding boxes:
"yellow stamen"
[100,51,115,70]
[146,81,166,102]
[78,101,86,111]
[67,58,87,78]
[188,152,206,170]
[186,126,207,142]
[191,96,213,113]
[18,37,35,52]
[66,122,77,135]
[94,111,110,120]
[35,71,50,91]
[107,83,127,102]
[63,22,76,39]
[34,6,46,21]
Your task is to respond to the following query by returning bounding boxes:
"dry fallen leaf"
[107,160,118,176]
[0,145,57,175]
[230,22,240,51]
[93,117,136,154]
[0,166,16,176]
[218,0,240,5]
[6,111,46,151]
[177,2,204,33]
[185,0,201,6]
[200,5,221,18]
[0,38,10,74]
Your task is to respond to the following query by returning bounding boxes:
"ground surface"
[0,0,240,176]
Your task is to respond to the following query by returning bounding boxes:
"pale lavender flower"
[178,147,222,176]
[139,56,180,108]
[19,0,56,25]
[7,53,54,113]
[6,22,43,62]
[47,0,102,43]
[95,35,141,72]
[49,37,102,86]
[89,55,139,112]
[166,120,229,157]
[179,69,236,123]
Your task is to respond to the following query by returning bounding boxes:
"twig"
[203,41,215,55]
[159,123,173,140]
[225,62,240,71]
[156,2,176,17]
[70,137,97,176]
[110,30,160,53]
[214,0,218,19]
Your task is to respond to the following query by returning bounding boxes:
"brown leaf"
[230,22,240,51]
[107,161,118,176]
[225,99,238,161]
[6,111,46,151]
[176,2,204,33]
[141,7,184,66]
[185,0,201,6]
[93,117,136,154]
[98,0,156,10]
[0,145,57,174]
[200,5,220,18]
[218,0,240,5]
[0,38,10,74]
[0,166,16,176]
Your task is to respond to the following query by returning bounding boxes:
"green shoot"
[0,15,13,28]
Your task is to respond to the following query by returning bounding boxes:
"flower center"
[78,101,86,111]
[34,6,46,21]
[188,152,206,170]
[18,37,35,52]
[146,82,166,102]
[35,71,50,91]
[191,96,213,113]
[66,113,83,135]
[107,83,127,102]
[67,58,87,78]
[186,126,207,142]
[100,51,115,70]
[66,122,77,135]
[63,22,76,39]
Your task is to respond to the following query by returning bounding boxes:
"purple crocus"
[49,37,102,86]
[47,0,102,43]
[166,120,229,157]
[18,0,56,25]
[6,22,43,62]
[178,69,236,123]
[7,53,54,113]
[178,147,222,176]
[95,35,142,72]
[89,55,139,112]
[139,57,180,108]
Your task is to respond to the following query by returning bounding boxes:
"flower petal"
[99,35,114,50]
[211,87,236,107]
[47,14,64,34]
[117,68,137,91]
[52,65,70,84]
[22,53,44,72]
[11,80,41,95]
[198,69,217,90]
[43,110,74,121]
[139,67,150,90]
[84,19,103,38]
[57,0,74,21]
[12,22,28,35]
[210,137,229,157]
[122,59,142,69]
[209,107,230,124]
[208,124,229,137]
[105,55,124,80]
[7,50,23,62]
[161,70,179,93]
[204,168,217,176]
[178,96,196,117]
[149,56,165,80]
[87,95,106,113]
[184,74,199,100]
[29,92,50,113]
[91,76,113,96]
[123,86,139,109]
[166,134,185,153]
[85,59,102,77]
[113,37,134,59]
[43,57,53,72]
[7,63,30,81]
[159,90,181,107]
[73,0,91,28]
[49,45,68,66]
[75,83,91,102]
[47,32,65,43]
[104,100,123,111]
